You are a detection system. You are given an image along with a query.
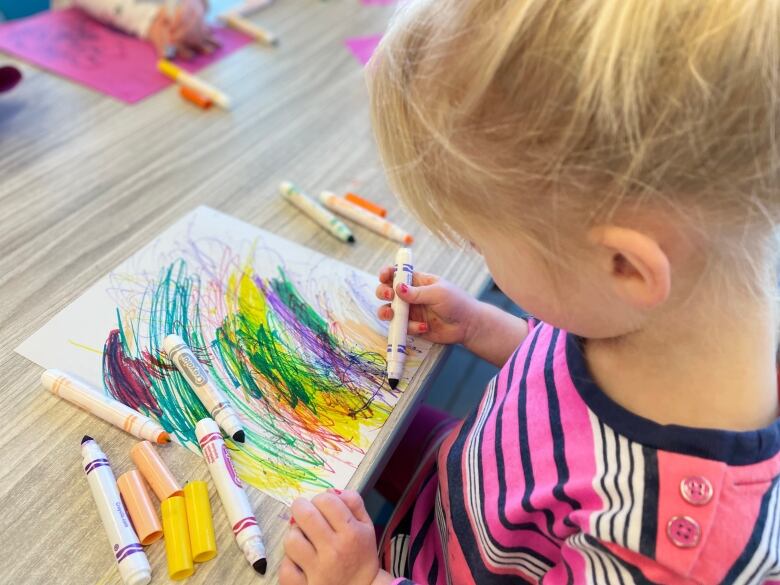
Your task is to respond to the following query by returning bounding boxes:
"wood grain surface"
[0,2,488,583]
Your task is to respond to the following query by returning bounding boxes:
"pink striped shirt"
[380,321,780,584]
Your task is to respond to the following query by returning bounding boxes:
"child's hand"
[376,266,480,345]
[148,0,220,59]
[281,490,386,585]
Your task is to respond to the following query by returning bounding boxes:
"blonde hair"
[369,0,780,276]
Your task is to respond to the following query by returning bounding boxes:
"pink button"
[680,476,713,506]
[667,516,701,548]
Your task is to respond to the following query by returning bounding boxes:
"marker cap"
[184,481,218,563]
[131,441,183,501]
[161,496,195,580]
[179,86,213,109]
[117,470,163,545]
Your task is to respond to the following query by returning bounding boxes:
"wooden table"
[0,2,488,583]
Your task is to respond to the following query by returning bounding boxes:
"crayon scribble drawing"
[17,207,432,503]
[0,8,251,103]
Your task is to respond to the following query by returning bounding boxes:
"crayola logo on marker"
[223,445,243,488]
[177,351,208,386]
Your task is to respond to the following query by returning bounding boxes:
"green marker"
[279,181,356,244]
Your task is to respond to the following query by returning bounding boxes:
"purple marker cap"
[0,66,22,94]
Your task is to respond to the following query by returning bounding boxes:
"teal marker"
[279,181,356,244]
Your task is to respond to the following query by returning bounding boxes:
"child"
[282,0,780,583]
[50,0,217,58]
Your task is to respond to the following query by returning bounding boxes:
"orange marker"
[179,86,213,109]
[42,370,170,444]
[345,193,387,217]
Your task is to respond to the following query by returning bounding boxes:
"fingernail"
[384,290,392,300]
[333,489,343,494]
[289,517,295,525]
[399,283,408,294]
[419,323,428,333]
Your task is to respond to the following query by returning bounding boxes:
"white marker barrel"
[195,418,267,574]
[44,370,168,444]
[81,437,152,585]
[387,247,413,387]
[318,191,413,245]
[279,181,355,243]
[163,335,246,443]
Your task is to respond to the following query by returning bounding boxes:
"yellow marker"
[184,482,217,563]
[219,13,277,46]
[157,60,231,110]
[161,496,194,580]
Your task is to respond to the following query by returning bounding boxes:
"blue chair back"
[0,0,50,20]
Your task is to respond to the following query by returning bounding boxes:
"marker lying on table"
[280,181,355,244]
[163,334,246,443]
[387,247,414,389]
[319,191,413,245]
[219,13,277,46]
[158,59,231,110]
[196,418,267,574]
[81,436,152,585]
[42,370,170,444]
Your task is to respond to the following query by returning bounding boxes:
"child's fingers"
[332,489,371,524]
[290,497,333,544]
[375,283,393,301]
[310,492,353,531]
[378,265,396,284]
[377,304,393,321]
[408,321,429,335]
[412,271,439,287]
[279,557,306,585]
[395,282,440,305]
[282,526,316,572]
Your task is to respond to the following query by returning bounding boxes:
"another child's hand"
[148,0,220,59]
[281,490,385,585]
[376,266,479,345]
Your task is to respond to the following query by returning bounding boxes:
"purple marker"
[81,436,151,585]
[387,247,413,389]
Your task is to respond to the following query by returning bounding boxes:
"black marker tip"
[233,430,246,443]
[388,378,399,389]
[253,558,267,575]
[81,435,93,444]
[347,235,356,244]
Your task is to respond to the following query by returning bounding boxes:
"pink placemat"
[0,8,252,104]
[344,34,382,66]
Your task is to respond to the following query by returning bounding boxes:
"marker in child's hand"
[387,247,413,389]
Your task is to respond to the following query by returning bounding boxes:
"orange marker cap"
[345,192,387,217]
[179,86,213,109]
[117,469,163,545]
[131,441,183,501]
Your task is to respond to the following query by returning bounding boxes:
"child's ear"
[588,225,671,309]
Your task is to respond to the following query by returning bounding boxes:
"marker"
[345,192,387,217]
[279,181,355,244]
[163,335,246,443]
[81,436,152,585]
[195,418,266,574]
[387,248,413,389]
[319,191,413,245]
[158,59,231,110]
[179,86,213,109]
[219,13,277,46]
[42,370,169,444]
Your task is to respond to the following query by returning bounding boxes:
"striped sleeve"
[391,580,416,585]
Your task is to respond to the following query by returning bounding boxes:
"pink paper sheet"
[344,34,382,66]
[0,8,252,104]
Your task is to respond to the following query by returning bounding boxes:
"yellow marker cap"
[161,496,194,580]
[184,481,217,563]
[157,59,181,79]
